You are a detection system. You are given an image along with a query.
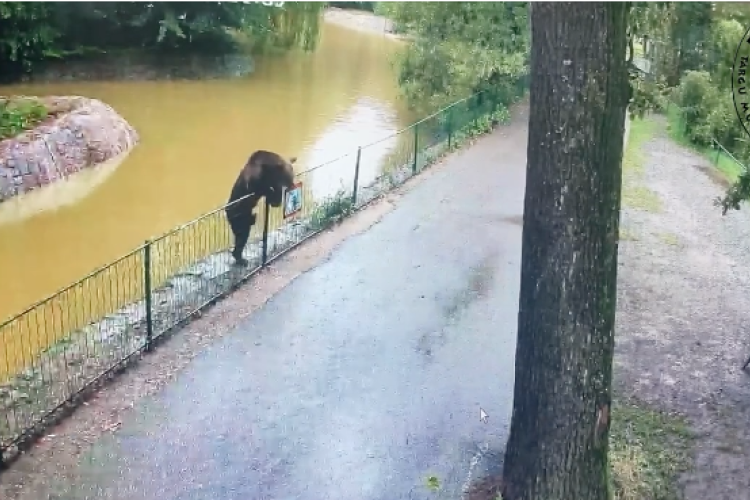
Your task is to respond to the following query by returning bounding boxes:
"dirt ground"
[615,114,750,500]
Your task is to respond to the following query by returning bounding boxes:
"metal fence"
[663,99,747,179]
[0,89,511,465]
[632,36,748,179]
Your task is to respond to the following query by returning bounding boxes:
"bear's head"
[264,156,296,207]
[242,153,296,208]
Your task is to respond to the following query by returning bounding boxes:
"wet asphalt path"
[51,110,529,500]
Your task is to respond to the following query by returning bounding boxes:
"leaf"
[426,475,441,492]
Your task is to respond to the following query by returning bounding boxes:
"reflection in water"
[302,96,400,201]
[0,152,130,226]
[0,21,410,324]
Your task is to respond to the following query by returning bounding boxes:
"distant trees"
[0,2,325,78]
[376,2,530,112]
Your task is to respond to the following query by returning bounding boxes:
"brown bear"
[225,150,296,265]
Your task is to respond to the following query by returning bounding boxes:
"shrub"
[673,71,720,146]
[309,189,354,231]
[0,98,48,140]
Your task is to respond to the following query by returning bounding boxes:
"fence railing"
[0,89,510,465]
[662,100,747,181]
[634,38,748,181]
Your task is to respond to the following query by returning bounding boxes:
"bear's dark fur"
[225,150,296,265]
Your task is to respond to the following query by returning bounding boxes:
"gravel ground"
[615,114,750,500]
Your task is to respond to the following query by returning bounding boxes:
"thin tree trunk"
[501,3,630,500]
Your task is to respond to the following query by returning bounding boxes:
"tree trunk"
[501,3,630,500]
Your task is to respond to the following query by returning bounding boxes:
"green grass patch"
[425,400,692,500]
[619,227,639,241]
[623,118,663,212]
[610,400,693,500]
[0,98,49,140]
[655,231,680,246]
[308,189,355,231]
[665,105,744,184]
[633,41,645,59]
[622,185,662,212]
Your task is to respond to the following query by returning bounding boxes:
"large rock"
[0,96,139,202]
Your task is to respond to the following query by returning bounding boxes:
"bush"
[672,71,720,146]
[629,70,669,117]
[309,189,354,231]
[0,98,48,140]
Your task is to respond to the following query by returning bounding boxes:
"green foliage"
[629,69,670,118]
[631,4,750,214]
[425,475,440,492]
[0,98,48,140]
[672,71,723,146]
[669,2,713,79]
[707,18,745,87]
[0,2,60,73]
[609,401,693,500]
[0,2,325,77]
[383,2,529,113]
[309,189,355,231]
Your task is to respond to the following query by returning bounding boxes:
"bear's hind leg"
[229,217,252,266]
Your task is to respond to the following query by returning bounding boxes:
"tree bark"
[501,3,630,500]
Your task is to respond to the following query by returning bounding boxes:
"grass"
[665,104,744,184]
[308,189,355,231]
[610,400,693,500]
[655,231,680,246]
[623,117,663,212]
[0,98,49,140]
[619,227,639,241]
[633,41,645,59]
[425,400,692,500]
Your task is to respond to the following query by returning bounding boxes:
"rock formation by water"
[0,96,139,203]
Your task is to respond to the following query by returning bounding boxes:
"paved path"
[48,109,530,500]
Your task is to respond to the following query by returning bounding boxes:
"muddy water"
[0,21,411,377]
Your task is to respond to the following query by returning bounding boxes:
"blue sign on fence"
[284,183,303,219]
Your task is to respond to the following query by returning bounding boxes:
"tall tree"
[383,1,530,112]
[501,3,630,500]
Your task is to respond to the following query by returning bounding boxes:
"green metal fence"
[662,100,747,180]
[0,89,513,467]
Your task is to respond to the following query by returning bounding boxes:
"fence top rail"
[712,138,747,171]
[352,91,482,152]
[1,90,490,327]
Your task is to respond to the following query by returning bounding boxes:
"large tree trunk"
[501,3,630,500]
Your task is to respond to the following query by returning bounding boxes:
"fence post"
[144,240,153,352]
[413,123,419,174]
[352,146,362,206]
[473,94,480,127]
[715,141,721,165]
[447,108,453,151]
[261,199,271,266]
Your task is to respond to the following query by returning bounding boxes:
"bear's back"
[248,150,286,169]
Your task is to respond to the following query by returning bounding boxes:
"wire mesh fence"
[0,88,514,465]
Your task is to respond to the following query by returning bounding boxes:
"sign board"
[283,182,303,219]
